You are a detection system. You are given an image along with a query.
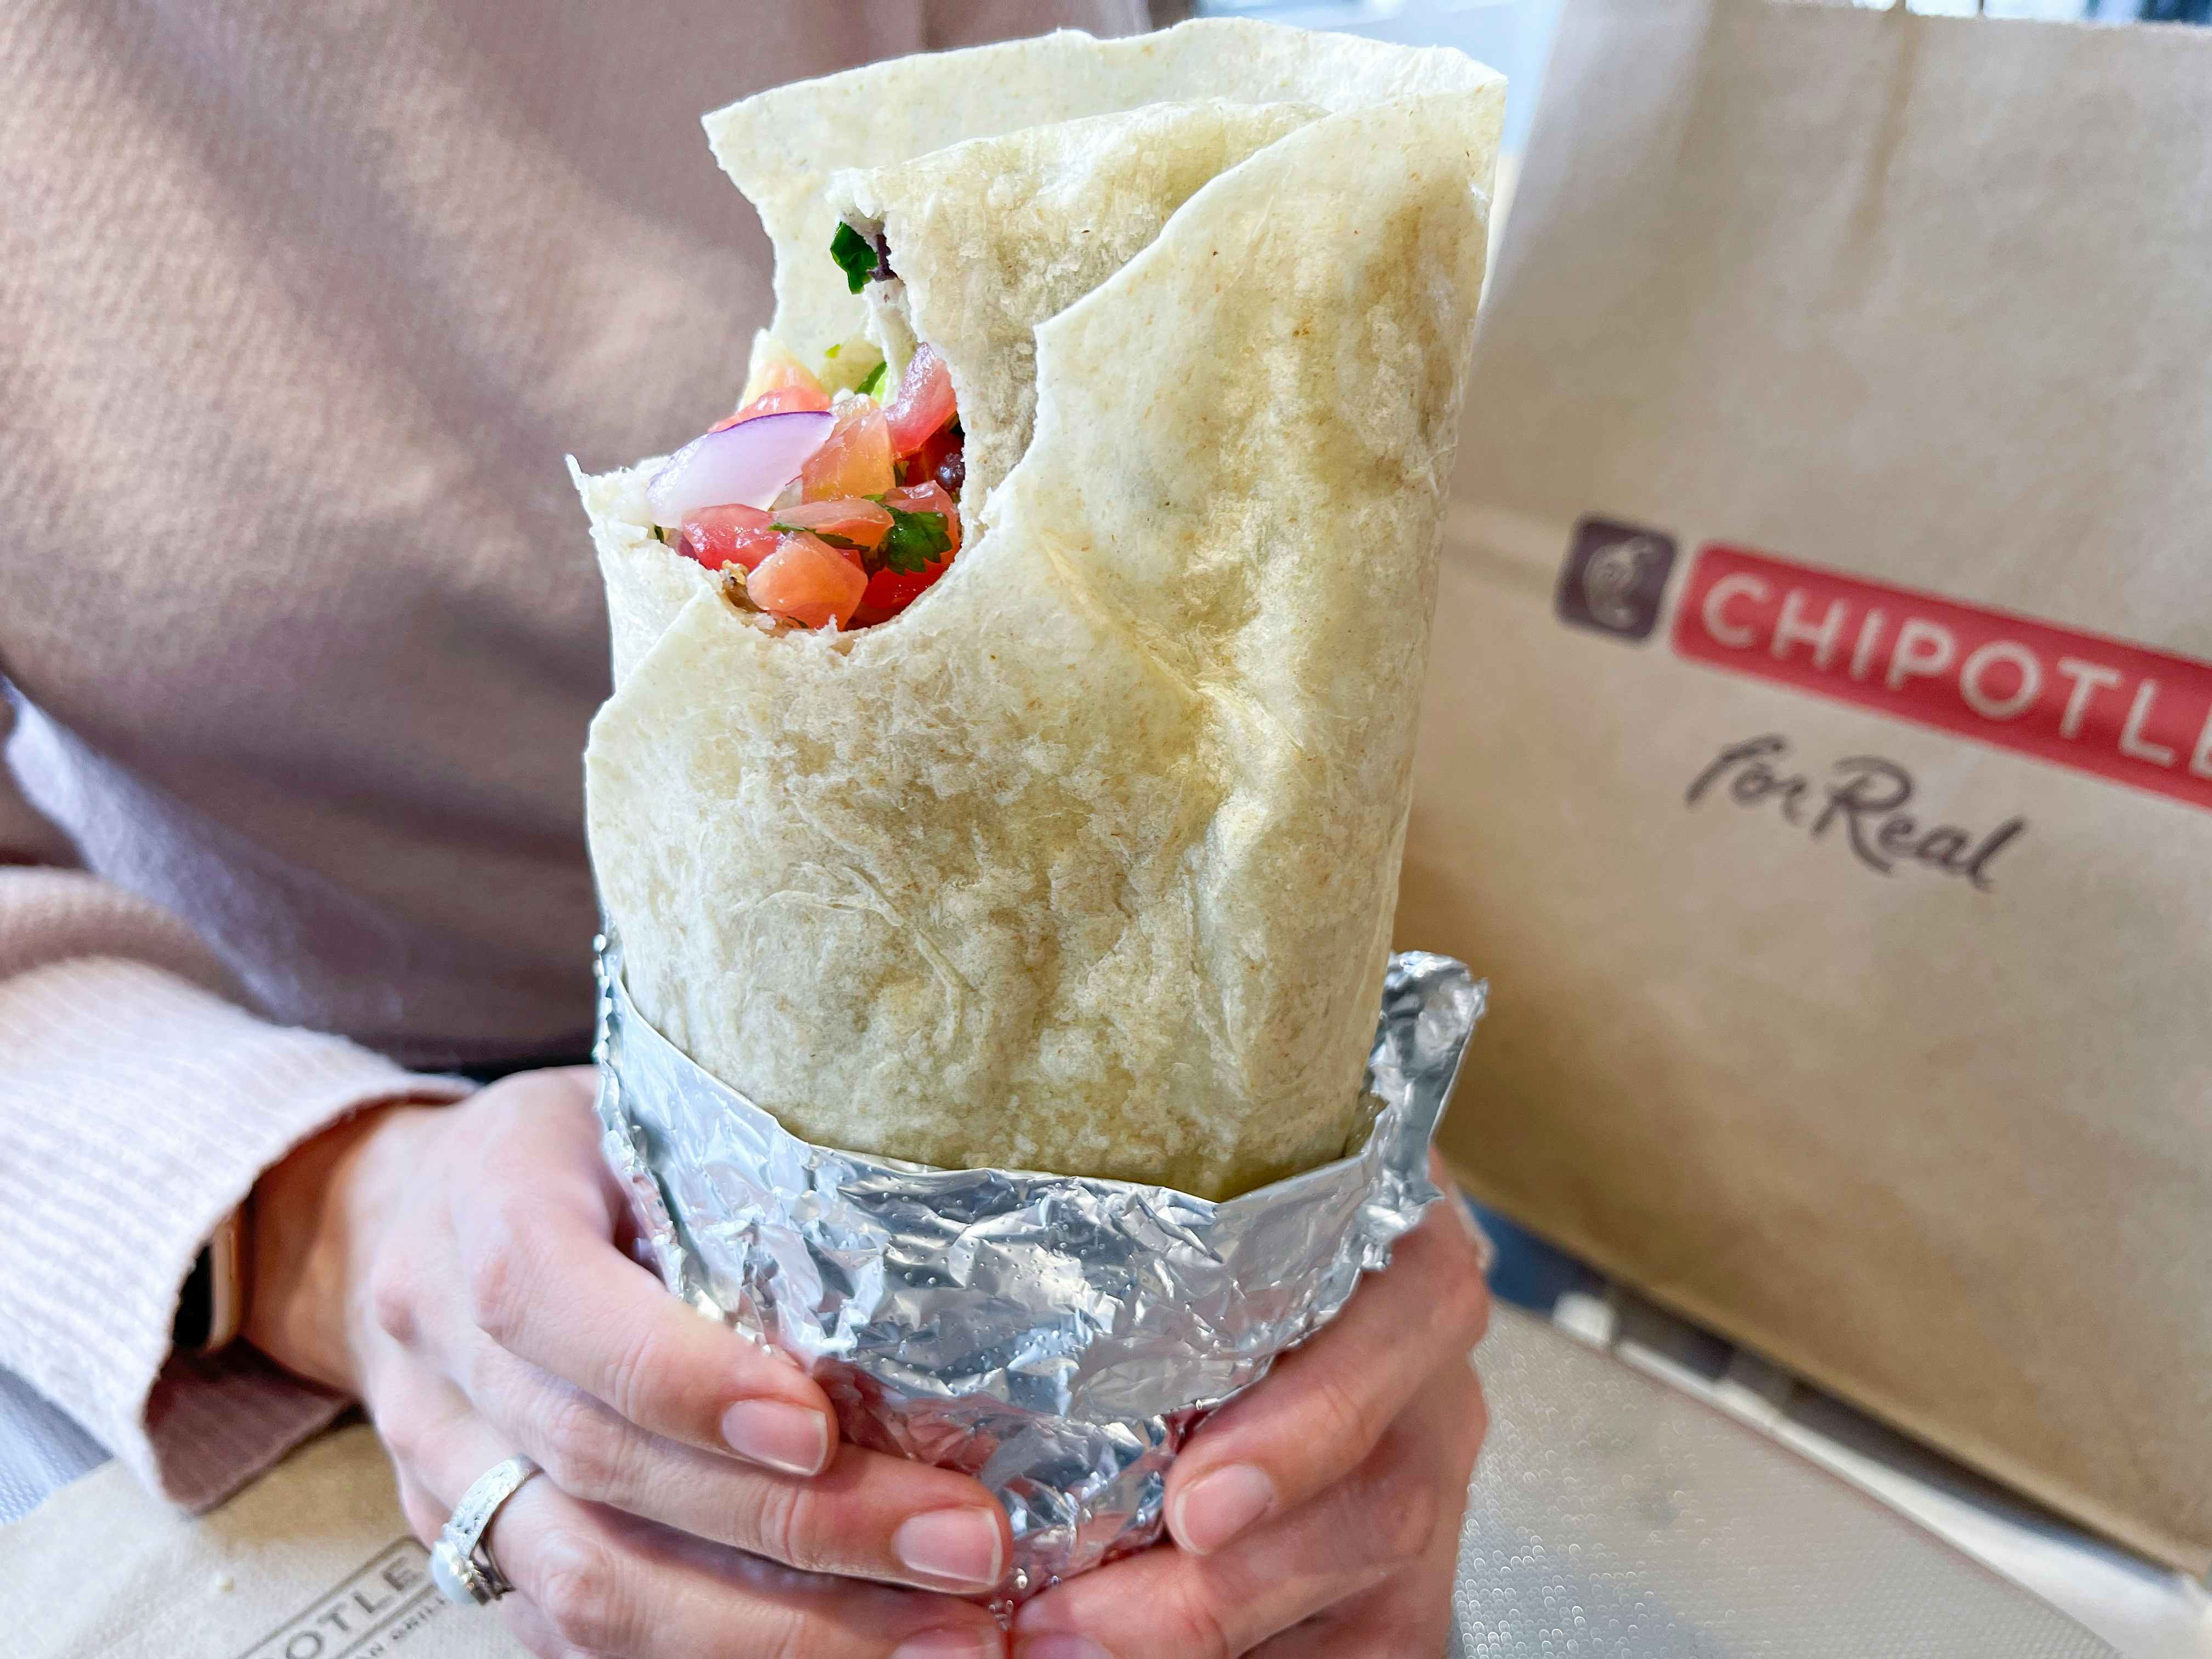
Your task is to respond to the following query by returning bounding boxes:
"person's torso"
[0,0,1134,1065]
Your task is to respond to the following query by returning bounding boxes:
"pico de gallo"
[643,234,964,633]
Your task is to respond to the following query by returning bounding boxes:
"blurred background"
[1180,0,2211,146]
[1175,0,2209,243]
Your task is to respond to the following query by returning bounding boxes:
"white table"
[0,1280,2162,1656]
[1453,1301,2115,1656]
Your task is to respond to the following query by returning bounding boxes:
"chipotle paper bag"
[1405,0,2212,1571]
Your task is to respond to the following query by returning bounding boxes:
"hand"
[246,1068,1011,1659]
[1008,1181,1491,1658]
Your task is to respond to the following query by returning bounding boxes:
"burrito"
[577,19,1503,1200]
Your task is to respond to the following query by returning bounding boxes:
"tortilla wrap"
[577,19,1502,1198]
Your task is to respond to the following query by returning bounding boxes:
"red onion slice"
[646,410,834,528]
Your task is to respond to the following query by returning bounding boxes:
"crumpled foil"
[592,929,1483,1602]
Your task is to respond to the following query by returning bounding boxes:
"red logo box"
[1672,544,2212,814]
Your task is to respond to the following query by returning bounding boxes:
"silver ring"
[430,1454,540,1607]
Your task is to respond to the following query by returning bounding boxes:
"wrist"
[242,1097,445,1394]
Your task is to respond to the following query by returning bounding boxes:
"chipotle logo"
[1556,518,1677,640]
[1558,520,2212,817]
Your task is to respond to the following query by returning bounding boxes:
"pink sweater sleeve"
[0,865,469,1510]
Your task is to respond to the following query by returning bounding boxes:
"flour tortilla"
[578,19,1502,1198]
[833,98,1325,511]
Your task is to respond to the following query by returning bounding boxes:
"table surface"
[1451,1301,2114,1657]
[1,1299,2119,1657]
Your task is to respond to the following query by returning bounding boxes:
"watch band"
[173,1204,250,1354]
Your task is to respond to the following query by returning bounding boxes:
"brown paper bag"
[0,1424,522,1658]
[1405,0,2212,1572]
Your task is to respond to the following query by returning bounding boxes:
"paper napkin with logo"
[0,1425,521,1659]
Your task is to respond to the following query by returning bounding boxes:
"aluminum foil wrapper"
[592,930,1485,1602]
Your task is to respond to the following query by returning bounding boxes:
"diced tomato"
[674,337,962,630]
[849,556,952,627]
[846,481,960,625]
[678,503,781,573]
[712,382,832,430]
[769,496,893,552]
[799,402,895,500]
[883,345,957,458]
[748,531,868,630]
[883,480,962,553]
[900,420,963,495]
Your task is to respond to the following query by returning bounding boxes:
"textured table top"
[1451,1301,2112,1657]
[0,1304,2115,1656]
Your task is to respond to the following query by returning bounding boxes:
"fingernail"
[719,1400,828,1475]
[893,1506,1005,1589]
[893,1632,1002,1659]
[1172,1463,1276,1554]
[1015,1639,1112,1659]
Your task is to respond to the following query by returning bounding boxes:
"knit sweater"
[0,0,1145,1511]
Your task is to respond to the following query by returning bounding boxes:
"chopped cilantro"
[831,222,878,293]
[770,521,864,551]
[771,502,948,573]
[869,498,953,574]
[855,359,889,399]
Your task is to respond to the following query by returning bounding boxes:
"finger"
[1432,1150,1498,1276]
[393,1467,445,1548]
[455,1330,1012,1594]
[1244,1459,1468,1659]
[444,1069,842,1475]
[1014,1362,1482,1659]
[500,1595,567,1659]
[400,1378,1007,1659]
[1164,1197,1489,1557]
